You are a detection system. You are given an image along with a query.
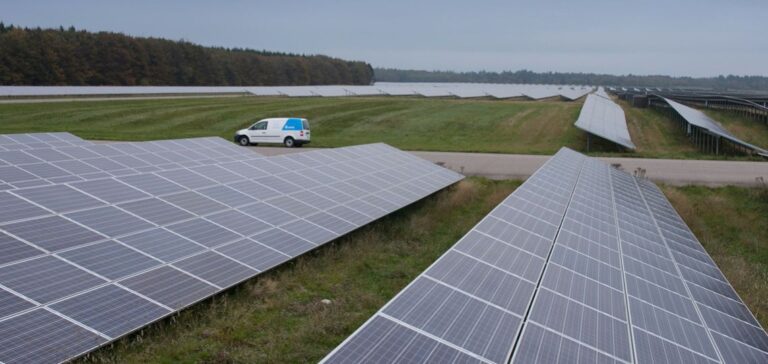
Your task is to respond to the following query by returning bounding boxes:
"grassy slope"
[587,99,768,159]
[613,99,701,158]
[0,96,584,155]
[80,178,520,363]
[702,108,768,149]
[663,185,768,328]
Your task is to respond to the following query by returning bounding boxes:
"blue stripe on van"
[282,118,303,131]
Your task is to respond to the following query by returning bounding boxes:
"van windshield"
[302,119,310,130]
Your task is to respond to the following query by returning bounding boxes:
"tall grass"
[663,185,768,328]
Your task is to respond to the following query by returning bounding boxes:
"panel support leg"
[716,137,720,155]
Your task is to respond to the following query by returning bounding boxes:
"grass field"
[1,96,766,159]
[0,96,584,155]
[74,178,768,363]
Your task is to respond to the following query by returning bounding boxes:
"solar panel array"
[0,86,252,97]
[0,134,261,190]
[323,147,768,364]
[662,98,768,156]
[0,133,463,363]
[575,92,636,150]
[594,86,611,99]
[0,132,91,150]
[0,83,593,101]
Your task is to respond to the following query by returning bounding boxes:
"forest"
[4,23,765,91]
[0,24,374,86]
[375,68,768,91]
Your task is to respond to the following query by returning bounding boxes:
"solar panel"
[413,86,454,98]
[372,83,592,100]
[2,84,594,100]
[662,98,768,155]
[0,136,463,363]
[0,132,91,152]
[595,86,612,99]
[310,86,351,97]
[521,87,562,100]
[559,87,594,101]
[448,87,489,98]
[244,86,282,96]
[0,135,262,189]
[575,93,636,150]
[324,147,768,364]
[377,85,418,96]
[485,85,525,99]
[0,86,248,97]
[343,86,386,96]
[275,86,319,97]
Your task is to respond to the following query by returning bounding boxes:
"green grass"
[1,95,765,159]
[663,184,768,328]
[612,99,702,158]
[78,178,520,363]
[598,99,768,159]
[0,96,584,155]
[702,108,768,149]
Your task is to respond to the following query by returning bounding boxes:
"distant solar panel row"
[0,133,463,363]
[594,86,611,100]
[662,98,768,156]
[324,148,768,364]
[575,93,636,150]
[249,83,595,101]
[0,83,593,101]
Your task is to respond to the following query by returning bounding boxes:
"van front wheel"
[283,137,295,148]
[237,136,250,146]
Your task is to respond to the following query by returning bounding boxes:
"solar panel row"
[324,148,768,364]
[0,132,90,151]
[323,148,585,364]
[575,92,636,150]
[662,98,768,156]
[270,83,594,100]
[0,133,464,363]
[0,83,594,101]
[594,87,612,100]
[0,136,260,190]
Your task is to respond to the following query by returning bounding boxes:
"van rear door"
[301,119,310,140]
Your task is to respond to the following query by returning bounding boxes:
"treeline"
[0,24,374,86]
[375,68,768,91]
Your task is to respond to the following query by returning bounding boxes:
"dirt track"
[250,146,768,187]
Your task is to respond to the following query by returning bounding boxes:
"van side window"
[251,121,268,130]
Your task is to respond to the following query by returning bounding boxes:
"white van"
[234,118,310,148]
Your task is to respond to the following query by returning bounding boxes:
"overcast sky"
[3,0,766,77]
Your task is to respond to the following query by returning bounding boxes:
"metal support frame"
[716,136,720,155]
